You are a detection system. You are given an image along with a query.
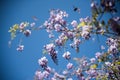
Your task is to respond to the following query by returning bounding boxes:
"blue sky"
[0,0,108,80]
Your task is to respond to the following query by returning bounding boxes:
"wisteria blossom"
[23,29,31,37]
[8,0,120,80]
[38,56,48,68]
[62,51,71,60]
[90,58,96,63]
[95,52,102,58]
[71,20,78,28]
[67,63,73,70]
[44,43,58,64]
[16,45,24,52]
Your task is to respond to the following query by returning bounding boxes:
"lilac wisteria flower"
[95,52,102,58]
[45,66,52,73]
[108,45,118,54]
[86,69,98,78]
[35,70,44,80]
[44,43,58,64]
[70,38,81,47]
[68,78,73,80]
[67,63,73,70]
[19,22,26,30]
[30,22,35,27]
[101,45,105,50]
[65,31,74,39]
[38,56,48,68]
[19,22,29,32]
[54,24,62,32]
[53,72,65,80]
[90,58,96,63]
[70,38,81,52]
[81,25,92,39]
[16,45,24,52]
[23,29,31,37]
[71,20,78,27]
[105,62,111,66]
[42,70,50,78]
[82,60,88,67]
[106,38,117,46]
[62,51,71,60]
[55,33,68,46]
[44,43,55,53]
[106,38,118,54]
[62,70,68,75]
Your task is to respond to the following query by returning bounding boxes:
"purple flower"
[19,22,26,30]
[16,45,24,52]
[106,38,115,46]
[86,69,98,78]
[81,25,92,39]
[62,51,71,60]
[95,52,101,58]
[71,20,78,27]
[55,39,63,46]
[68,78,73,80]
[108,45,118,54]
[30,22,35,27]
[81,31,90,39]
[62,70,68,75]
[35,70,44,80]
[44,43,55,53]
[44,43,58,64]
[83,60,88,66]
[74,38,81,46]
[49,34,54,38]
[43,71,50,78]
[67,63,73,70]
[45,66,52,73]
[38,56,48,68]
[105,62,111,66]
[101,45,105,50]
[24,29,31,37]
[90,58,96,63]
[54,72,65,79]
[54,24,61,32]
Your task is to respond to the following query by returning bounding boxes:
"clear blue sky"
[0,0,107,80]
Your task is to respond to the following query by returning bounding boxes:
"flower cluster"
[8,0,120,80]
[38,56,48,68]
[44,43,58,64]
[106,38,118,54]
[81,25,92,39]
[62,51,71,60]
[70,38,81,52]
[16,45,24,52]
[43,9,68,38]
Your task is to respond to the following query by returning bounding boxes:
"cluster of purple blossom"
[36,56,74,80]
[44,43,58,64]
[8,0,120,79]
[43,9,68,38]
[106,38,118,54]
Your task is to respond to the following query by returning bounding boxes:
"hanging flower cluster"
[44,43,58,65]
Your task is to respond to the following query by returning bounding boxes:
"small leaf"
[115,61,120,65]
[42,50,47,54]
[13,24,19,30]
[77,22,85,28]
[90,64,98,69]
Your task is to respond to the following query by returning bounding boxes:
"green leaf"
[90,64,98,69]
